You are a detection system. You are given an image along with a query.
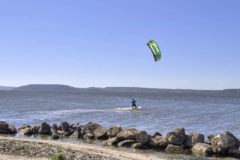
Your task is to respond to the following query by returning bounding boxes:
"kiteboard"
[131,106,142,111]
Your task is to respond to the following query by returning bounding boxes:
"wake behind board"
[115,106,142,111]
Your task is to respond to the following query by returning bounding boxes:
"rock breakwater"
[1,120,240,159]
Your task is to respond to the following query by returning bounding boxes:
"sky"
[0,0,239,89]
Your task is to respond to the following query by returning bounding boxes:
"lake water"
[1,89,239,137]
[1,89,240,159]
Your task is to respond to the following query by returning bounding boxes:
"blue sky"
[0,0,239,89]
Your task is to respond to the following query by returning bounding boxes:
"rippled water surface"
[0,89,240,137]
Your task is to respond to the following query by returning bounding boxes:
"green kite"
[147,40,161,61]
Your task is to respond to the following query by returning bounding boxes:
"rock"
[72,123,82,131]
[152,132,162,138]
[117,128,138,140]
[51,124,58,134]
[131,143,149,150]
[0,122,17,134]
[51,134,60,140]
[105,137,120,146]
[165,128,186,146]
[32,126,39,134]
[224,131,240,147]
[52,123,58,130]
[107,125,122,138]
[85,122,101,133]
[207,135,215,142]
[8,125,17,134]
[192,143,213,156]
[184,132,205,148]
[18,125,33,135]
[117,129,150,144]
[83,132,95,139]
[211,134,236,155]
[93,127,108,139]
[165,144,188,154]
[60,121,70,132]
[175,128,185,135]
[0,121,9,134]
[135,131,150,144]
[148,136,168,149]
[63,130,73,137]
[228,148,240,158]
[70,129,81,138]
[117,140,135,147]
[38,122,51,134]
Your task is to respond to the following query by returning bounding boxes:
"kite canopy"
[147,40,161,61]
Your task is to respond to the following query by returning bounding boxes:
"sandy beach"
[0,154,47,160]
[0,136,162,160]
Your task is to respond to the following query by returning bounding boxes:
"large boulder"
[32,126,39,134]
[117,129,150,144]
[224,131,240,147]
[184,132,205,148]
[211,134,236,155]
[105,137,120,146]
[192,143,213,156]
[70,128,82,138]
[18,125,33,135]
[135,130,150,144]
[52,123,58,130]
[165,144,188,154]
[8,125,17,134]
[207,134,215,143]
[0,121,17,134]
[57,129,73,137]
[93,127,108,139]
[117,128,138,140]
[51,124,58,134]
[148,136,168,149]
[152,132,162,138]
[72,123,82,131]
[83,132,95,140]
[37,122,51,134]
[60,121,70,132]
[107,125,122,138]
[84,122,101,133]
[228,148,240,158]
[165,128,186,146]
[117,140,135,147]
[0,121,9,133]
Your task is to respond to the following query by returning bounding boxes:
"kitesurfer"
[131,98,137,109]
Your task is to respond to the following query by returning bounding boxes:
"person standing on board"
[131,98,137,109]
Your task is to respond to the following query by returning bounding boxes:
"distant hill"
[7,84,240,93]
[0,86,15,90]
[14,84,79,92]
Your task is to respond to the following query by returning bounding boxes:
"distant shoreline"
[0,84,240,91]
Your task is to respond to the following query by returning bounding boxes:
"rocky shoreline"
[1,121,240,159]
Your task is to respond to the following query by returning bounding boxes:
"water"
[0,89,240,159]
[1,89,240,137]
